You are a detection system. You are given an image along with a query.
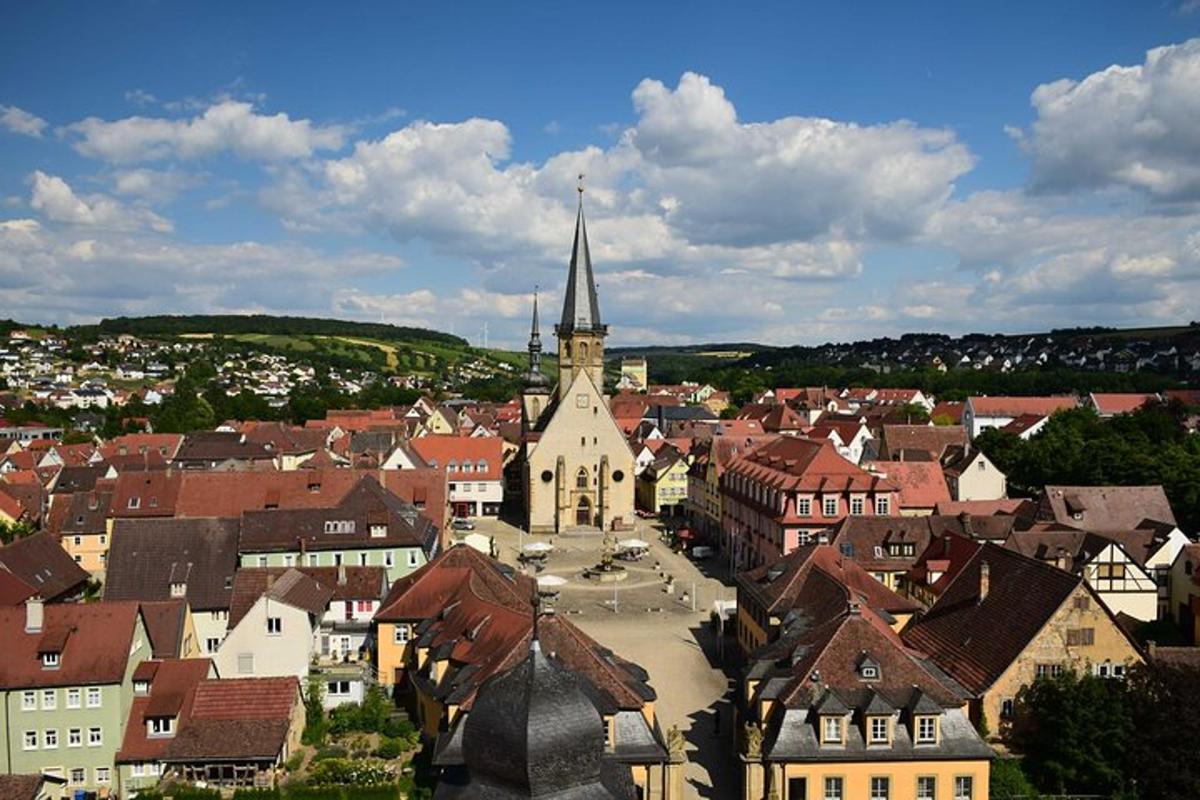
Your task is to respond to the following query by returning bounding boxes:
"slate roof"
[558,196,603,334]
[105,518,240,612]
[50,465,106,495]
[902,542,1084,694]
[0,600,141,689]
[0,532,90,601]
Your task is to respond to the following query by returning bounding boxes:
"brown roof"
[230,566,386,628]
[46,483,113,536]
[738,544,920,619]
[878,425,967,460]
[0,775,62,800]
[377,543,534,622]
[0,532,89,601]
[0,601,141,689]
[173,431,276,465]
[827,517,937,572]
[240,422,328,455]
[726,436,894,494]
[104,518,240,611]
[902,542,1086,694]
[935,499,1034,517]
[1038,485,1177,533]
[929,401,965,424]
[116,658,214,763]
[239,477,438,555]
[139,599,189,659]
[160,676,300,762]
[0,569,36,606]
[227,568,337,628]
[863,461,951,510]
[99,433,184,460]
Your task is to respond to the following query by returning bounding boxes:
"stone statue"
[666,724,686,756]
[742,721,763,759]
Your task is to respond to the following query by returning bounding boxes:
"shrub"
[233,789,281,800]
[375,737,404,759]
[285,752,305,773]
[312,745,348,762]
[307,757,391,786]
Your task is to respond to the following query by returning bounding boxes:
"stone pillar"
[741,755,764,800]
[599,455,610,530]
[555,456,566,534]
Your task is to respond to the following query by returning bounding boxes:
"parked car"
[452,518,476,531]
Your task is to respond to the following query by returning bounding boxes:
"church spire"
[558,175,603,333]
[523,287,549,391]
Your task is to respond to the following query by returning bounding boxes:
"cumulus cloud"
[64,100,348,163]
[110,168,205,204]
[1,105,48,138]
[1015,38,1200,199]
[29,171,174,233]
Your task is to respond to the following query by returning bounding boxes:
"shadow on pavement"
[683,622,740,799]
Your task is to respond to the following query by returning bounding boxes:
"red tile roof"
[726,436,894,494]
[0,601,141,688]
[409,435,503,481]
[1089,392,1157,416]
[116,658,213,763]
[0,532,90,601]
[968,395,1079,418]
[863,461,951,510]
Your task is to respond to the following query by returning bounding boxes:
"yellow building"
[741,605,992,800]
[637,446,689,515]
[903,539,1143,738]
[49,484,114,576]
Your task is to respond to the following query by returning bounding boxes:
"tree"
[1010,671,1131,796]
[989,758,1040,800]
[1124,661,1200,800]
[895,402,930,424]
[0,519,35,545]
[302,675,328,746]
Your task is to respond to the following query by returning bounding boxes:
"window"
[977,459,987,471]
[42,651,60,668]
[148,717,174,736]
[22,691,36,711]
[870,777,890,799]
[284,554,295,566]
[88,727,102,746]
[370,524,387,538]
[916,716,937,744]
[134,679,150,695]
[577,469,589,489]
[407,550,419,567]
[131,763,144,778]
[394,625,410,644]
[44,729,58,749]
[327,680,351,696]
[358,552,369,566]
[86,687,101,708]
[1098,563,1126,580]
[850,496,864,515]
[1066,628,1095,646]
[1036,663,1064,679]
[1000,698,1014,719]
[823,496,838,516]
[70,769,85,786]
[68,728,82,747]
[238,653,254,674]
[66,688,80,708]
[96,767,110,784]
[23,730,37,750]
[823,777,844,800]
[257,555,268,567]
[307,553,319,566]
[868,717,889,744]
[954,776,974,800]
[169,581,186,598]
[205,637,221,653]
[876,496,890,515]
[821,716,842,744]
[917,776,936,799]
[128,496,140,509]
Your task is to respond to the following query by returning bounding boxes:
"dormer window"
[858,654,881,681]
[821,716,843,744]
[169,582,186,598]
[147,716,174,737]
[915,715,939,744]
[42,652,60,669]
[133,680,150,695]
[128,496,140,509]
[369,524,387,538]
[861,664,878,679]
[867,715,890,744]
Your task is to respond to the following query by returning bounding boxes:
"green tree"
[302,675,328,746]
[989,758,1040,800]
[1124,661,1200,800]
[1010,671,1130,796]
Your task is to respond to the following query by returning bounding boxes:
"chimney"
[942,534,952,557]
[979,560,990,602]
[25,596,44,633]
[337,563,347,586]
[958,511,973,538]
[1147,640,1157,659]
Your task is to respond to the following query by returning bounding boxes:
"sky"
[2,2,1199,348]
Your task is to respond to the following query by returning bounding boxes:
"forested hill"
[80,314,468,347]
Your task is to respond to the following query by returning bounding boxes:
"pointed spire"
[559,176,603,333]
[523,287,549,391]
[529,287,541,348]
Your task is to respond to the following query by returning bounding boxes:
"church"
[519,189,636,534]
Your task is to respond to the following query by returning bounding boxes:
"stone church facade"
[520,191,636,533]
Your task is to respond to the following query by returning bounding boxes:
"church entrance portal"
[575,496,592,527]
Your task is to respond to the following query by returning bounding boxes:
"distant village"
[1,204,1198,800]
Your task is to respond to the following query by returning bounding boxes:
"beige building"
[942,446,1006,501]
[520,192,635,533]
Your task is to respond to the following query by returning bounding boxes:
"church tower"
[520,289,551,433]
[554,183,607,399]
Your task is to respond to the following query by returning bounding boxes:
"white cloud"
[64,100,348,163]
[124,89,158,107]
[29,171,174,233]
[1,105,48,138]
[1015,38,1200,199]
[110,168,205,204]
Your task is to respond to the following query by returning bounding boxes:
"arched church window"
[576,468,589,489]
[579,342,589,362]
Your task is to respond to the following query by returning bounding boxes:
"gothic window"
[576,469,589,489]
[579,342,589,362]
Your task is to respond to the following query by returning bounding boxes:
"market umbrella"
[617,538,650,550]
[537,574,568,588]
[522,541,554,553]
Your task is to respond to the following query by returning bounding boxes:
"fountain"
[583,529,629,583]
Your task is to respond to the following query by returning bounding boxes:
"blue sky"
[2,1,1199,347]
